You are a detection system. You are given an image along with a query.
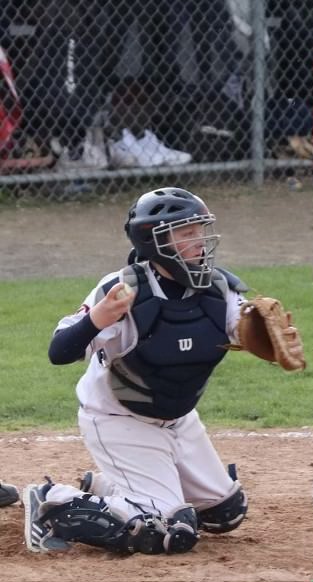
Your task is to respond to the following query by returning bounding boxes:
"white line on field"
[1,429,313,443]
[211,430,313,439]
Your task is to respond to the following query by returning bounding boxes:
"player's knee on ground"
[39,496,199,555]
[196,483,248,534]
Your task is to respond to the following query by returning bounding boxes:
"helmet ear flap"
[124,204,137,236]
[127,248,138,265]
[127,247,150,264]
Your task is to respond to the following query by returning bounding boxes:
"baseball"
[116,283,133,299]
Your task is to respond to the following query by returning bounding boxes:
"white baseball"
[116,283,133,299]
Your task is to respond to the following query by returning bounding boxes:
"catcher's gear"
[197,483,248,534]
[0,481,19,507]
[235,296,306,371]
[41,495,166,554]
[163,505,199,553]
[124,187,220,289]
[41,495,199,555]
[23,483,71,553]
[79,474,199,553]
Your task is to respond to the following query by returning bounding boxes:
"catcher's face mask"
[152,215,220,289]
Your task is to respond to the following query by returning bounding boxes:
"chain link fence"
[0,0,312,200]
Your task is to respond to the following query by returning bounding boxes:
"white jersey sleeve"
[52,271,121,360]
[52,269,138,362]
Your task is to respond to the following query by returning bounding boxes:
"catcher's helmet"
[124,187,220,288]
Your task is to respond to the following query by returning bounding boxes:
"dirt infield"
[1,429,313,582]
[0,187,313,581]
[0,187,312,279]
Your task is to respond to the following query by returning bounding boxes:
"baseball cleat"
[0,481,19,507]
[23,483,70,553]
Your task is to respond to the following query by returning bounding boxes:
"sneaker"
[137,129,192,166]
[81,139,108,169]
[116,129,165,167]
[108,136,137,168]
[23,483,70,553]
[53,130,108,171]
[51,137,83,170]
[55,143,108,171]
[54,145,81,170]
[0,481,19,507]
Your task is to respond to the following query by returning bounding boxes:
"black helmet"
[124,187,220,288]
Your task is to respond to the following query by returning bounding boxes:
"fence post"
[251,0,266,187]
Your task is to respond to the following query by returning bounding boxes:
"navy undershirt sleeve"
[48,313,101,364]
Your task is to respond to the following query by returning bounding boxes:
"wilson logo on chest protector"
[178,338,193,351]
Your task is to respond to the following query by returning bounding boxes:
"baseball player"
[22,187,303,555]
[0,481,19,507]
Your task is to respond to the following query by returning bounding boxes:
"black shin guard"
[41,497,200,555]
[41,496,167,554]
[42,496,130,551]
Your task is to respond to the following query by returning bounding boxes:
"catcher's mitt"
[233,296,306,371]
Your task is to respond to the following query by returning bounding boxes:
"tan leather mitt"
[234,296,306,371]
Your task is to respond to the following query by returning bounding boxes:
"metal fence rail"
[0,0,312,199]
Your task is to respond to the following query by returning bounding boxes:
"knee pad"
[164,504,199,554]
[197,485,248,534]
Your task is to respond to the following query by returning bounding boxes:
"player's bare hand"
[89,283,135,329]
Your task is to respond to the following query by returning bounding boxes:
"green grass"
[0,266,312,432]
[0,277,93,431]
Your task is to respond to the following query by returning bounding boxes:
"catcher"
[22,187,305,555]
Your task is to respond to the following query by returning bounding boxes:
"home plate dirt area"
[1,428,313,582]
